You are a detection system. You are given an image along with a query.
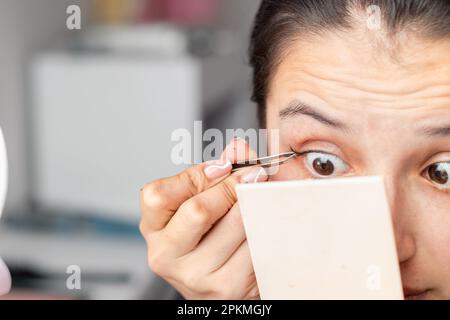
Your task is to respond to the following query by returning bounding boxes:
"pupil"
[313,158,334,176]
[429,164,449,185]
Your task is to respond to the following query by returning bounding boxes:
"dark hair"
[249,0,450,126]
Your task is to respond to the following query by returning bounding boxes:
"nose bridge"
[360,116,417,263]
[379,169,417,263]
[362,128,404,218]
[383,172,402,224]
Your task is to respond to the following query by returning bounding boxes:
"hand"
[140,138,268,299]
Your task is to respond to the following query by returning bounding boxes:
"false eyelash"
[289,145,335,157]
[289,145,298,154]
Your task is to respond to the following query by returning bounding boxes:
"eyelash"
[289,146,335,157]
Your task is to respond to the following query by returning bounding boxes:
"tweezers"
[231,152,298,172]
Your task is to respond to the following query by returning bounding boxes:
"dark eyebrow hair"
[421,125,450,137]
[279,100,347,130]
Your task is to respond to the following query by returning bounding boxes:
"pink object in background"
[137,0,164,23]
[161,0,219,25]
[0,128,10,296]
[0,257,11,296]
[91,0,220,25]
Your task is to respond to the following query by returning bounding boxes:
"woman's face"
[265,32,450,299]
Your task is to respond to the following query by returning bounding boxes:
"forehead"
[268,32,450,122]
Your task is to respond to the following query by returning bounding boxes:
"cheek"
[428,220,450,264]
[269,162,305,181]
[418,196,450,268]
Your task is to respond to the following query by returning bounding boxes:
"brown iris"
[428,163,449,185]
[312,157,335,176]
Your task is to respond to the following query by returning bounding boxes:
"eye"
[304,152,349,178]
[425,162,450,188]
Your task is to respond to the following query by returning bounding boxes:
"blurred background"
[0,0,260,299]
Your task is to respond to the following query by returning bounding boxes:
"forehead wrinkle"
[270,32,450,101]
[275,57,450,115]
[278,76,450,117]
[292,60,450,99]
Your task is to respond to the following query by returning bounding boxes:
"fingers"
[217,240,254,276]
[140,159,232,233]
[220,137,253,163]
[184,203,246,272]
[163,165,268,257]
[178,240,259,300]
[140,137,248,233]
[209,241,260,300]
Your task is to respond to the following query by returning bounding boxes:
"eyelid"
[290,145,344,160]
[429,159,450,164]
[294,149,336,156]
[420,156,450,174]
[290,139,347,156]
[290,148,348,166]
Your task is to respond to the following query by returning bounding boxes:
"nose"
[383,174,417,264]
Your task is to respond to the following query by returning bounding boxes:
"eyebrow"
[420,125,450,137]
[279,100,348,130]
[280,100,450,137]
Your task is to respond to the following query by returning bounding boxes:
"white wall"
[0,0,89,214]
[218,0,260,88]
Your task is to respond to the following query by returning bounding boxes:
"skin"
[140,28,450,299]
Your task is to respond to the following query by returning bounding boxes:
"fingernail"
[204,160,232,180]
[240,167,268,184]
